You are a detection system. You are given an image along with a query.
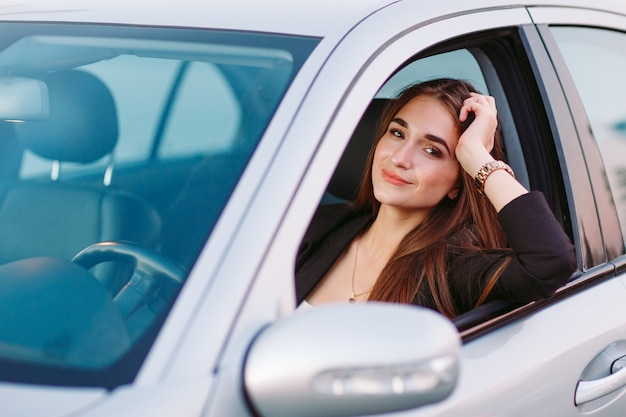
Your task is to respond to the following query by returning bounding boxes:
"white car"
[2,0,626,416]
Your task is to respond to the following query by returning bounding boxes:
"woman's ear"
[448,187,460,200]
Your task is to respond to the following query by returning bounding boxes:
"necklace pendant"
[349,297,356,303]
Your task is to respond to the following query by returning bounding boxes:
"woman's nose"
[391,141,414,169]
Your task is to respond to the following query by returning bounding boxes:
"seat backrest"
[15,70,119,164]
[325,98,388,202]
[0,70,161,291]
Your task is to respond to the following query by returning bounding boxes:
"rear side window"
[159,62,240,157]
[20,56,241,177]
[551,26,626,244]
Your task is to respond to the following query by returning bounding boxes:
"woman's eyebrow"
[391,118,451,154]
[391,117,408,128]
[425,134,451,154]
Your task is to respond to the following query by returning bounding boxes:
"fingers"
[459,93,498,133]
[459,93,496,122]
[457,93,498,154]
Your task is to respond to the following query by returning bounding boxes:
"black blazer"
[295,191,577,315]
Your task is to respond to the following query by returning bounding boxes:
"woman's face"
[372,95,461,217]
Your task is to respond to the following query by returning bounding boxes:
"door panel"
[410,277,626,416]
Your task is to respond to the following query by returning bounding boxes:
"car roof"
[1,0,625,38]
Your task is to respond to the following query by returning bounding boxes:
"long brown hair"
[355,78,512,318]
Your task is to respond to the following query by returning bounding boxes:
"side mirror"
[244,303,460,417]
[0,76,49,122]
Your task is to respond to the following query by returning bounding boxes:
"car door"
[155,2,626,417]
[530,6,626,414]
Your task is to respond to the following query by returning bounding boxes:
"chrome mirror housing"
[244,303,460,417]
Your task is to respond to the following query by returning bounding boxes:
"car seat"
[0,70,162,296]
[324,98,387,202]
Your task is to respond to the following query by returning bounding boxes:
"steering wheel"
[72,241,186,337]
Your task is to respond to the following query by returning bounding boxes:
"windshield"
[0,22,317,388]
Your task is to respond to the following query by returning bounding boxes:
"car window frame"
[275,20,584,342]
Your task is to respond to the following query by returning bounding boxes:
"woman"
[295,78,576,318]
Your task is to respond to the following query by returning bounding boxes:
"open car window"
[303,28,575,333]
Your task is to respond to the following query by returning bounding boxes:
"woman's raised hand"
[455,93,498,177]
[458,93,498,153]
[455,92,528,211]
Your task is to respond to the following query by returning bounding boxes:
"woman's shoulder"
[296,203,371,279]
[313,202,354,218]
[308,203,368,230]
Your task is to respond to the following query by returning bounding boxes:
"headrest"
[15,70,118,163]
[326,99,388,201]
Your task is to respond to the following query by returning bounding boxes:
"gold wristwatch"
[474,160,514,194]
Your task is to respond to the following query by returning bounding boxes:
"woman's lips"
[382,169,411,185]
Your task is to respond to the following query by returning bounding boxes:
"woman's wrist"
[482,170,528,212]
[455,144,494,178]
[455,143,527,211]
[474,160,515,194]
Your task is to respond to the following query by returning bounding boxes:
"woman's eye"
[389,128,404,139]
[425,146,441,157]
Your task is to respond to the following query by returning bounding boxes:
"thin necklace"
[349,238,372,303]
